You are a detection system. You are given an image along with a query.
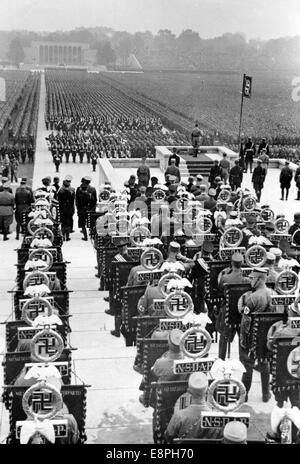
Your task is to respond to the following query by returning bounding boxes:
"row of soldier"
[89,181,300,443]
[0,174,98,243]
[2,187,88,444]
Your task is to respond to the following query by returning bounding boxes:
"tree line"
[2,27,300,71]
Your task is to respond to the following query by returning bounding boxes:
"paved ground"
[0,72,298,443]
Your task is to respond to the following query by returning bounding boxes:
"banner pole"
[238,73,245,154]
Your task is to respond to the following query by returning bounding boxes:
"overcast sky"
[1,0,299,39]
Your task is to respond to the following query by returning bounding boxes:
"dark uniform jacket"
[252,165,266,188]
[14,186,34,223]
[229,165,243,187]
[57,185,75,226]
[280,167,293,188]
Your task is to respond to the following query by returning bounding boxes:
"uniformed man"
[269,247,284,272]
[126,264,147,287]
[151,329,185,381]
[244,137,256,173]
[265,252,279,284]
[40,176,52,194]
[137,157,150,188]
[165,241,194,271]
[263,221,275,240]
[208,160,223,188]
[204,188,217,212]
[57,175,75,241]
[288,212,300,237]
[145,176,158,198]
[75,177,97,241]
[190,174,203,197]
[0,176,13,193]
[0,182,14,241]
[191,123,202,158]
[108,240,134,337]
[195,184,209,202]
[168,147,180,167]
[137,281,166,316]
[83,176,97,206]
[217,253,250,359]
[52,177,60,201]
[165,372,221,443]
[258,137,270,156]
[223,421,248,444]
[91,152,98,172]
[190,241,213,315]
[229,159,243,191]
[186,176,195,193]
[219,153,231,185]
[240,215,256,248]
[165,159,180,185]
[14,178,34,240]
[53,153,61,173]
[238,268,275,402]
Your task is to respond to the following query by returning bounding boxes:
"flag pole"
[238,73,245,151]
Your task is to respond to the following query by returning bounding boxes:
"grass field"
[106,70,300,142]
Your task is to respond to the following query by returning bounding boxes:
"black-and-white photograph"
[0,0,300,449]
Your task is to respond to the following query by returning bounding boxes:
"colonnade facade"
[38,43,84,65]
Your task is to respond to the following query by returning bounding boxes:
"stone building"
[24,41,97,66]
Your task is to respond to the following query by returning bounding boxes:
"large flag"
[242,74,252,99]
[0,77,6,102]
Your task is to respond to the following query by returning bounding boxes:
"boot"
[65,232,70,241]
[242,374,252,396]
[3,234,9,241]
[111,315,121,337]
[218,334,227,360]
[81,227,88,241]
[261,371,271,402]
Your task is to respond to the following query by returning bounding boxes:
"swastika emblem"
[261,209,274,222]
[276,270,299,295]
[218,190,231,202]
[170,296,187,314]
[223,227,242,247]
[196,217,212,234]
[184,333,207,354]
[287,346,300,378]
[164,290,193,319]
[141,248,163,271]
[30,391,54,414]
[279,275,296,291]
[207,378,246,412]
[275,219,289,233]
[27,275,44,286]
[245,245,266,267]
[213,383,240,406]
[131,226,150,246]
[145,254,159,266]
[31,329,64,362]
[28,304,47,321]
[116,220,129,235]
[153,189,165,201]
[36,335,57,356]
[180,326,212,358]
[243,197,256,211]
